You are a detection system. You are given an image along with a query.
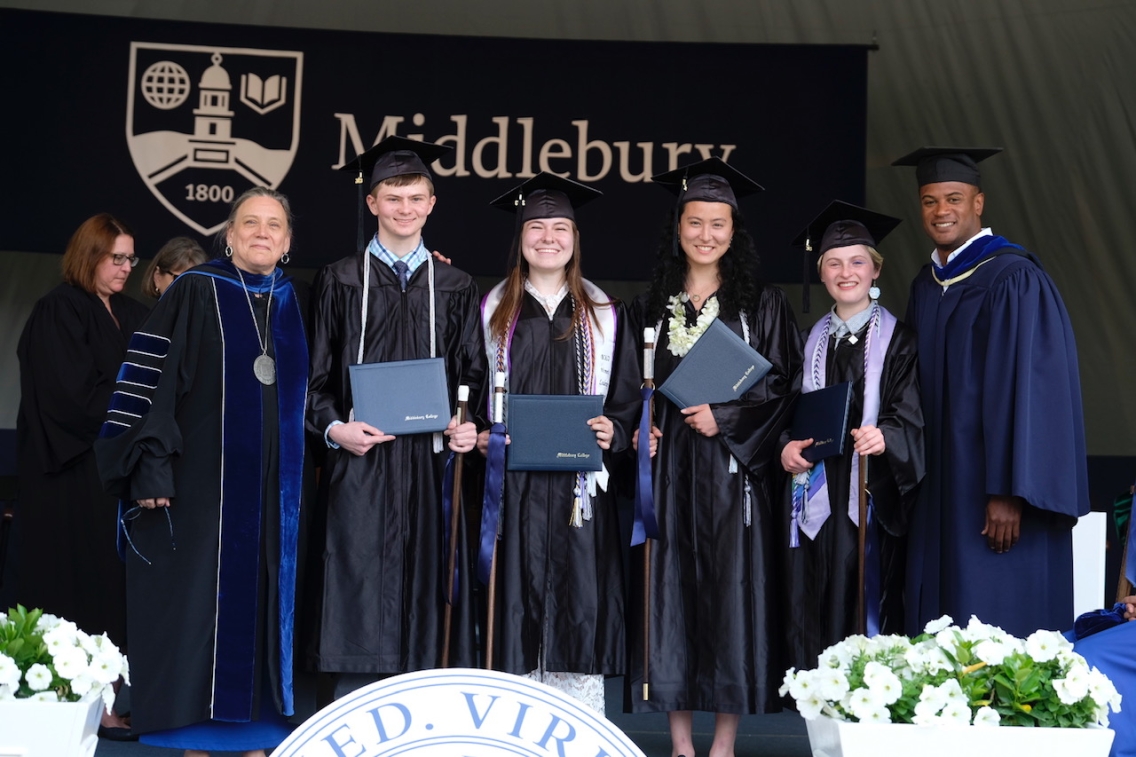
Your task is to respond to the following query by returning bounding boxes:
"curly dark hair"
[644,204,763,323]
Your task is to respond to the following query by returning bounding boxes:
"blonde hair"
[817,245,883,273]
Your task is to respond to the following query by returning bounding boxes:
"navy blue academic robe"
[905,234,1088,638]
[1073,621,1133,757]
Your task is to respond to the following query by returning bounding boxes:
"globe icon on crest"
[140,61,191,110]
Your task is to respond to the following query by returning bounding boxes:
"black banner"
[0,9,868,282]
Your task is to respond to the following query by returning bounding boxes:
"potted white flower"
[782,615,1121,757]
[0,605,129,757]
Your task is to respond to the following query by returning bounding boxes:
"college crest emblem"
[126,42,303,235]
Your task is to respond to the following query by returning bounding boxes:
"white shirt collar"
[524,279,569,318]
[931,227,993,267]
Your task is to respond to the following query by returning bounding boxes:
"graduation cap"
[489,172,602,223]
[651,157,763,258]
[650,157,764,210]
[791,200,902,313]
[490,173,602,268]
[339,136,453,253]
[891,146,1004,188]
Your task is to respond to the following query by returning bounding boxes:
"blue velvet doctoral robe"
[905,234,1088,638]
[1073,620,1134,757]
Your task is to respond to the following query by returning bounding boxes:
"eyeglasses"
[111,253,139,268]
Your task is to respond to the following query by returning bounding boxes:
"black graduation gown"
[16,283,149,647]
[626,287,803,715]
[780,317,924,671]
[305,254,486,674]
[488,291,638,677]
[93,261,308,735]
[904,235,1089,638]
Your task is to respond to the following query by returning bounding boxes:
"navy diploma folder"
[506,394,603,471]
[657,319,773,408]
[348,357,451,435]
[790,381,853,462]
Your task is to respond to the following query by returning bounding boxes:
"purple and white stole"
[791,303,896,546]
[481,278,617,524]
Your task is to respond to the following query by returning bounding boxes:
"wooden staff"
[441,384,470,668]
[485,372,506,670]
[857,453,868,635]
[642,327,655,701]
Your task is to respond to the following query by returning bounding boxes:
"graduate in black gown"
[478,174,639,712]
[892,147,1088,638]
[95,188,307,756]
[779,202,924,671]
[305,138,485,698]
[17,213,148,735]
[627,159,802,757]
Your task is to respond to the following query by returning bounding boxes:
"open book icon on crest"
[241,73,288,114]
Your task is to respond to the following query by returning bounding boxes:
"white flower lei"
[666,293,719,357]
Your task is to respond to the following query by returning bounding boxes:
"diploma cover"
[790,381,853,462]
[506,394,604,472]
[658,319,773,408]
[348,357,451,434]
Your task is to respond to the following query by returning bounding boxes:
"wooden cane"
[485,372,506,670]
[857,453,868,636]
[642,327,656,701]
[441,384,470,668]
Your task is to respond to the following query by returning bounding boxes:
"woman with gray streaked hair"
[142,236,208,299]
[96,187,307,757]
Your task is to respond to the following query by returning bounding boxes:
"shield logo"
[127,42,303,235]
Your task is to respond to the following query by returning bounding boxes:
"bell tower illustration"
[188,52,236,166]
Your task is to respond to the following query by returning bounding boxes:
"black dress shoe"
[98,725,139,742]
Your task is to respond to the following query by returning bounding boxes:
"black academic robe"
[305,254,486,674]
[905,235,1089,638]
[780,317,924,671]
[16,283,149,647]
[94,260,308,736]
[488,291,638,677]
[626,287,802,715]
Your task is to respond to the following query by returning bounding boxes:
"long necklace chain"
[234,266,276,385]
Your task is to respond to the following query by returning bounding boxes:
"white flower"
[816,669,850,701]
[973,639,1009,666]
[940,700,972,724]
[1053,665,1090,705]
[69,674,97,699]
[863,661,903,705]
[934,628,962,656]
[43,624,80,656]
[859,705,893,724]
[0,654,20,687]
[88,650,123,685]
[666,294,720,357]
[778,668,796,698]
[52,646,89,680]
[797,693,827,720]
[786,669,819,702]
[848,686,886,721]
[972,706,1001,727]
[36,613,63,632]
[938,678,967,705]
[1087,667,1122,714]
[24,663,53,691]
[0,683,13,700]
[923,615,954,635]
[29,690,59,703]
[1024,630,1064,663]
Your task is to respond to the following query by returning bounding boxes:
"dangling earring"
[225,245,233,258]
[281,252,291,265]
[869,280,881,301]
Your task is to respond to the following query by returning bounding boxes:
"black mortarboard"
[339,135,453,191]
[891,146,1004,188]
[650,157,764,210]
[792,200,902,256]
[489,173,602,223]
[791,201,902,314]
[338,136,452,254]
[490,173,602,269]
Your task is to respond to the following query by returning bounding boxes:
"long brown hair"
[488,221,609,344]
[61,213,134,293]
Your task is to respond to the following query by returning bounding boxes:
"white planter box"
[0,695,102,757]
[804,713,1115,757]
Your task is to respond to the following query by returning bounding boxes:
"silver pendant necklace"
[234,266,276,385]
